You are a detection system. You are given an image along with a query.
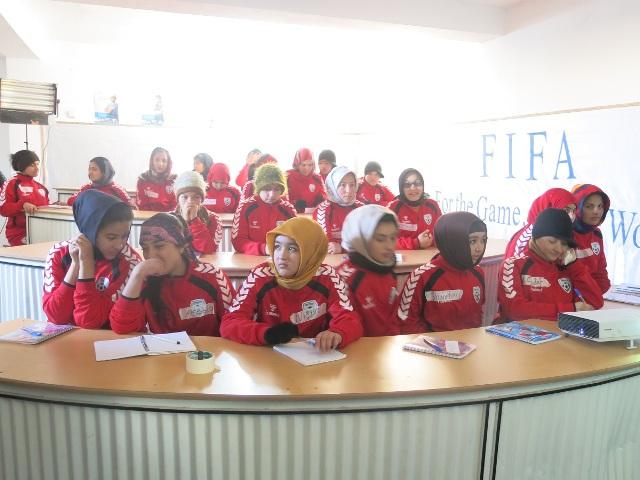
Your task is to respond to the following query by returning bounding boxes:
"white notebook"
[94,331,196,361]
[273,340,346,366]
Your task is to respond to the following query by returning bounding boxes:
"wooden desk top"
[0,319,638,401]
[30,206,234,225]
[0,239,507,275]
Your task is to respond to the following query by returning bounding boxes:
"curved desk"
[26,206,235,252]
[0,319,639,480]
[54,186,137,204]
[0,240,506,324]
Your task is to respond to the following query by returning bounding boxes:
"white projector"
[558,308,640,347]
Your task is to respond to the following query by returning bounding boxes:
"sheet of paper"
[444,340,461,355]
[94,336,148,361]
[144,331,196,354]
[273,340,346,366]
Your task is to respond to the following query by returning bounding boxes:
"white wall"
[470,0,640,120]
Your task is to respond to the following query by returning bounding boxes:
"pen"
[139,335,149,352]
[423,337,443,353]
[574,288,587,303]
[146,334,181,345]
[21,327,43,337]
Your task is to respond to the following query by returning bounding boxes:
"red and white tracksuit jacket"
[221,262,363,347]
[396,255,485,333]
[235,164,250,188]
[110,261,235,336]
[189,210,222,255]
[42,241,141,328]
[135,177,176,211]
[231,196,296,255]
[313,200,364,243]
[0,174,50,246]
[574,229,610,294]
[336,259,400,336]
[67,182,134,207]
[203,186,241,214]
[356,179,395,206]
[387,199,442,250]
[285,169,326,212]
[499,250,604,322]
[239,180,254,204]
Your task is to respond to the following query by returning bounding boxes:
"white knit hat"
[174,171,206,199]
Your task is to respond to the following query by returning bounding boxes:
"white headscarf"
[324,165,356,206]
[341,204,397,267]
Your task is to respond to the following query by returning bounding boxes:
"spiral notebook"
[0,322,76,345]
[403,335,476,359]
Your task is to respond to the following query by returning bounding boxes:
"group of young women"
[0,147,611,351]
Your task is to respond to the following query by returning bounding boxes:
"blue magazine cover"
[486,322,561,345]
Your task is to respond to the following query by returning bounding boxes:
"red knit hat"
[208,163,230,185]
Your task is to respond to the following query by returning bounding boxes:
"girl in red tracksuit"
[111,213,234,335]
[0,150,50,246]
[387,168,442,250]
[136,147,177,211]
[505,188,576,258]
[204,163,240,214]
[221,216,363,350]
[313,166,363,254]
[356,161,395,206]
[571,184,611,294]
[67,156,134,207]
[396,212,488,333]
[337,205,401,336]
[286,147,326,213]
[43,190,141,328]
[235,148,261,188]
[232,164,296,255]
[499,208,604,322]
[173,171,222,255]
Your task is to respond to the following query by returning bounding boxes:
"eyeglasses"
[403,181,423,189]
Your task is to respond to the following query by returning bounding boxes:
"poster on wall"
[433,105,640,285]
[93,92,119,124]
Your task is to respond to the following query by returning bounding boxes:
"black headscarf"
[90,157,116,186]
[434,212,487,270]
[398,168,427,207]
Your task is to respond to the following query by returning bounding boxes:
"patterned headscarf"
[140,213,197,262]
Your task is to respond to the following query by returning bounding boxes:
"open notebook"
[94,331,196,361]
[273,340,346,366]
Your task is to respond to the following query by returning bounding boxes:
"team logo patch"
[290,300,327,324]
[375,193,381,202]
[591,242,601,255]
[266,303,279,317]
[424,214,433,225]
[179,299,214,320]
[558,278,572,293]
[522,275,551,289]
[309,184,316,192]
[38,188,46,196]
[96,276,110,292]
[224,197,231,206]
[166,185,174,193]
[425,289,463,303]
[144,188,159,199]
[473,286,481,304]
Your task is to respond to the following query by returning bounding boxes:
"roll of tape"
[186,351,216,374]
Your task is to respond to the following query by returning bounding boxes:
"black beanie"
[11,150,39,172]
[532,208,577,248]
[318,149,336,167]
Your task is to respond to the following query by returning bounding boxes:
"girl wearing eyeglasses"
[387,168,442,250]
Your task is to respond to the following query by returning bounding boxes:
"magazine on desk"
[0,322,76,345]
[403,335,476,359]
[604,284,640,306]
[485,322,561,345]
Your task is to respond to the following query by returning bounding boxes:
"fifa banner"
[430,105,639,285]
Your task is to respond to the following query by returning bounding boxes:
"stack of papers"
[273,340,346,366]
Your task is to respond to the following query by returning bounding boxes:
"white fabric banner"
[430,105,640,285]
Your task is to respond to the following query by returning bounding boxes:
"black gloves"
[264,323,299,345]
[294,200,307,214]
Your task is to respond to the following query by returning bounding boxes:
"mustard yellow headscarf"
[266,217,328,290]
